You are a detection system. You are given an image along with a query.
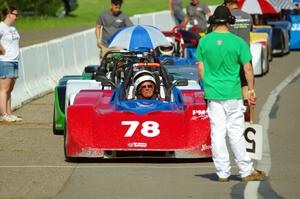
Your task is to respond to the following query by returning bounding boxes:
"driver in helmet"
[133,70,157,100]
[158,45,175,56]
[158,37,175,57]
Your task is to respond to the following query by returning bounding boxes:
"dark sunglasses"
[140,84,154,89]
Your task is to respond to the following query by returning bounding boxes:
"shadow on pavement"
[67,157,213,164]
[195,173,241,182]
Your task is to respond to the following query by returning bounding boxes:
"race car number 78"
[122,121,160,137]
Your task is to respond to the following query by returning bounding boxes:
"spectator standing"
[225,0,252,45]
[169,0,185,25]
[183,0,212,32]
[95,0,133,57]
[225,0,253,120]
[195,5,265,182]
[61,0,71,16]
[0,5,22,122]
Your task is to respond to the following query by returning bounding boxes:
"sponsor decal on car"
[192,109,208,120]
[201,144,211,151]
[128,142,148,148]
[291,23,300,31]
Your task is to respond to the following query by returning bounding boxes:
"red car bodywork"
[65,89,211,159]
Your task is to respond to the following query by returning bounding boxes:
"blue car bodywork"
[267,21,291,55]
[288,14,300,49]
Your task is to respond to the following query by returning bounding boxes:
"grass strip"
[16,0,222,30]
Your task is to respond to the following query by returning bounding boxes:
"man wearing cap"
[225,0,253,119]
[95,0,133,57]
[183,0,212,32]
[195,5,265,182]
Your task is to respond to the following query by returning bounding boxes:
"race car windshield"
[165,65,199,82]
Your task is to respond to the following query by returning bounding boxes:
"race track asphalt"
[0,29,300,199]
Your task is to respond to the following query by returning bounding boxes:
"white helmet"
[133,70,156,90]
[158,37,175,56]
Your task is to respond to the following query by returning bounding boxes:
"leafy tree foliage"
[0,0,77,16]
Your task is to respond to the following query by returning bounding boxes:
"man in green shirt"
[195,5,265,182]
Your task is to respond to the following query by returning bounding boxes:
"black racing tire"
[53,105,64,135]
[263,48,269,75]
[280,50,284,57]
[259,50,264,77]
[265,51,270,74]
[279,34,285,57]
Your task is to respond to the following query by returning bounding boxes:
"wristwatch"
[248,89,255,94]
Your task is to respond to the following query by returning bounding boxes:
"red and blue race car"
[64,62,211,161]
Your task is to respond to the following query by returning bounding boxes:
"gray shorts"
[0,61,19,78]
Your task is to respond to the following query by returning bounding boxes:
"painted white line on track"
[244,67,300,199]
[0,165,218,169]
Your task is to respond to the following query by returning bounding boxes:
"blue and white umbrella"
[108,25,170,51]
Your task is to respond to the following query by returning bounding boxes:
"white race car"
[250,32,270,76]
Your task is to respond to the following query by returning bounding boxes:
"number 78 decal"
[122,121,160,137]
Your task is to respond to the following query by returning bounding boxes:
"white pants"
[207,100,254,178]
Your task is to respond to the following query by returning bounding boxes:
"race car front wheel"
[53,105,64,135]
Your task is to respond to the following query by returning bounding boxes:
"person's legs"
[62,0,71,15]
[6,78,16,115]
[0,62,19,121]
[225,100,254,178]
[207,100,231,179]
[0,78,13,116]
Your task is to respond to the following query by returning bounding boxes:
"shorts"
[0,61,19,78]
[240,65,247,87]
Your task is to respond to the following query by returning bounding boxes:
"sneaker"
[218,177,229,182]
[8,115,22,122]
[242,169,266,182]
[0,115,16,122]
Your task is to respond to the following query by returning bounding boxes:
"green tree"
[0,0,65,16]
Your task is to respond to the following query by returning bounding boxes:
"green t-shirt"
[195,32,252,100]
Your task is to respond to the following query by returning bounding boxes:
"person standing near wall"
[195,5,265,182]
[95,0,133,58]
[183,0,212,32]
[0,6,22,122]
[169,0,185,25]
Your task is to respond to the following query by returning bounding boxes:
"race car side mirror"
[84,65,99,73]
[165,78,189,101]
[168,74,174,82]
[95,76,117,88]
[175,79,188,86]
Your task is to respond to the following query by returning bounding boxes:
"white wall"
[12,29,99,108]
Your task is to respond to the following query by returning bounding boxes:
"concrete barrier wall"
[11,29,99,108]
[11,7,217,109]
[132,10,176,31]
